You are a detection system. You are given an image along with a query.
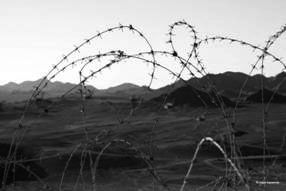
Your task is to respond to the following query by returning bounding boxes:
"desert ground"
[0,95,286,191]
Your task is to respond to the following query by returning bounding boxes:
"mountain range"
[1,71,286,104]
[188,71,286,98]
[0,79,149,102]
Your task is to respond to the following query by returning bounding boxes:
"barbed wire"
[1,20,286,190]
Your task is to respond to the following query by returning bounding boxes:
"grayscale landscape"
[1,1,286,190]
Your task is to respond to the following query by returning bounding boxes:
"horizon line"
[0,70,285,90]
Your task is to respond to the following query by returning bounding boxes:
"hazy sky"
[1,0,286,88]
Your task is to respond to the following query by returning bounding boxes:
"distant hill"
[268,71,286,93]
[246,88,286,103]
[146,71,286,107]
[0,79,97,102]
[103,83,140,93]
[188,71,286,98]
[101,83,151,96]
[1,71,286,103]
[0,80,150,102]
[0,79,80,93]
[150,85,235,107]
